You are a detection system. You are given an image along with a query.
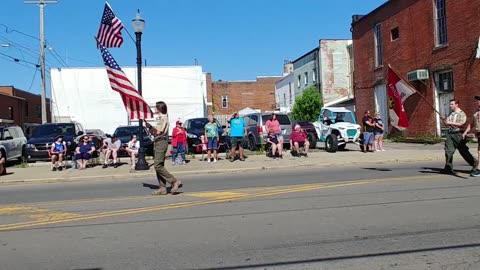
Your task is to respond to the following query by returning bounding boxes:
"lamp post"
[132,10,149,171]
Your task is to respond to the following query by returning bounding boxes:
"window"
[221,95,228,108]
[312,69,316,82]
[25,102,29,116]
[36,104,41,118]
[435,70,453,93]
[304,72,308,85]
[8,107,13,120]
[283,93,287,107]
[374,23,383,67]
[297,75,301,88]
[3,129,12,140]
[434,0,448,46]
[391,27,399,41]
[289,83,293,104]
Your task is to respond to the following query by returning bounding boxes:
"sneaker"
[239,157,245,161]
[51,166,57,171]
[207,158,211,163]
[381,149,386,151]
[58,166,63,171]
[113,163,118,168]
[171,161,176,166]
[213,158,217,163]
[304,153,308,157]
[102,164,108,169]
[376,149,381,152]
[471,170,480,177]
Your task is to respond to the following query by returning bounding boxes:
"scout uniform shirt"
[155,114,169,141]
[473,109,480,133]
[446,110,467,132]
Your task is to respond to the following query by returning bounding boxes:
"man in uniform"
[441,99,478,174]
[463,96,480,177]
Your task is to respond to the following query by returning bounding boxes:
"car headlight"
[26,144,35,149]
[187,133,197,139]
[67,141,72,146]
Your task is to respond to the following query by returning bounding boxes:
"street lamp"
[132,10,149,171]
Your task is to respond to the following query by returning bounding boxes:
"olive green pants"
[444,132,477,172]
[154,139,175,187]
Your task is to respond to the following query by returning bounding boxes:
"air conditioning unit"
[407,69,429,81]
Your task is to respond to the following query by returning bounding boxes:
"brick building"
[0,86,51,129]
[207,76,280,115]
[352,0,480,136]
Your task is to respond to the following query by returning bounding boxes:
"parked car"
[112,125,154,157]
[26,122,85,162]
[313,107,362,153]
[243,112,292,151]
[85,129,106,139]
[291,121,318,148]
[0,125,28,162]
[184,117,227,153]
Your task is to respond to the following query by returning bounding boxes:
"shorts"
[207,137,218,150]
[275,132,283,137]
[293,141,307,147]
[231,136,245,148]
[363,132,374,145]
[374,131,384,136]
[75,152,91,161]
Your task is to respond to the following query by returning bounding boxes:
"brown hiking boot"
[151,187,168,195]
[171,180,183,194]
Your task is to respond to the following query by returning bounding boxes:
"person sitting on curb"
[102,135,121,168]
[75,135,95,170]
[266,129,283,158]
[290,124,310,157]
[204,115,219,163]
[0,150,6,176]
[126,134,140,170]
[49,135,66,171]
[172,120,187,165]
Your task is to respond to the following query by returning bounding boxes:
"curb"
[0,156,443,185]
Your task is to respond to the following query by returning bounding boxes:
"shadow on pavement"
[362,168,393,172]
[419,167,468,179]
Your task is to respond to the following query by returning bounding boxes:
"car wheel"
[248,136,257,151]
[307,132,317,149]
[325,135,338,153]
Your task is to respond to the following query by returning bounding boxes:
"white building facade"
[50,66,207,135]
[275,73,295,113]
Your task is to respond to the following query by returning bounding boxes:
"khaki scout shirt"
[154,114,169,140]
[473,109,480,133]
[447,109,467,132]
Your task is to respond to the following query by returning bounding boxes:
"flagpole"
[388,64,442,116]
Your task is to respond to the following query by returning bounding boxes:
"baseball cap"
[176,120,182,125]
[475,96,480,101]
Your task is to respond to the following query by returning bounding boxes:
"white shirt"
[128,140,140,150]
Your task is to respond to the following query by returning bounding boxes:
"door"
[2,129,16,159]
[374,85,389,133]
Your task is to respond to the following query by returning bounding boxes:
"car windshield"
[32,124,75,137]
[332,112,355,124]
[189,119,209,130]
[114,127,148,138]
[262,115,291,125]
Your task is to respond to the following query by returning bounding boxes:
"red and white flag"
[99,44,154,120]
[387,66,416,130]
[96,2,124,48]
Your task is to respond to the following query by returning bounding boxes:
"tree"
[291,86,322,122]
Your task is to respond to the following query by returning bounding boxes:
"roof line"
[351,0,394,26]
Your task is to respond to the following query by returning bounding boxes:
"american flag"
[100,44,154,120]
[96,2,124,48]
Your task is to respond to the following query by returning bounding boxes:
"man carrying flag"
[97,2,124,48]
[99,43,154,120]
[387,66,415,130]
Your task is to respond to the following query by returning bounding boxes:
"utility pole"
[25,0,57,124]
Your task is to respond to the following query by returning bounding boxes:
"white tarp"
[51,66,207,135]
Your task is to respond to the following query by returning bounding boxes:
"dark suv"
[26,122,84,161]
[112,126,154,156]
[184,118,226,153]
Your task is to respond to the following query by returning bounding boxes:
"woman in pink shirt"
[265,113,284,145]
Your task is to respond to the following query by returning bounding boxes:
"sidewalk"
[0,142,457,184]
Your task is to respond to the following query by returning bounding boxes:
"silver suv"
[243,113,292,151]
[0,125,28,162]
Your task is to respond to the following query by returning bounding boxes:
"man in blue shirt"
[228,111,247,161]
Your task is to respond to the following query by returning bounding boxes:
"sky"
[0,0,386,97]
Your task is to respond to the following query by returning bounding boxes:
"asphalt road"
[1,160,480,270]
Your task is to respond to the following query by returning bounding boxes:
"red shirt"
[172,127,187,147]
[290,130,307,143]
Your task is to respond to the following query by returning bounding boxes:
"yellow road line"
[0,175,443,232]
